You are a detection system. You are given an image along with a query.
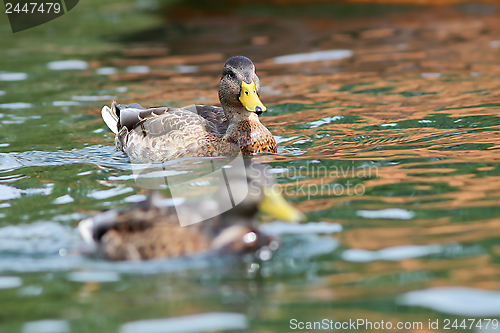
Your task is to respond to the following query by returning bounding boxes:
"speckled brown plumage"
[95,203,215,260]
[103,56,277,163]
[225,115,277,155]
[115,104,239,162]
[79,162,296,261]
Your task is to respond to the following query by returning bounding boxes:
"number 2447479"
[443,319,498,330]
[5,2,61,14]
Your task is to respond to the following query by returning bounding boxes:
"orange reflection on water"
[93,2,500,301]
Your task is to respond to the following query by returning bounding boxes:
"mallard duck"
[101,56,277,163]
[78,162,303,261]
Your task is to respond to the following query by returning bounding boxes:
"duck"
[101,56,277,163]
[77,161,304,261]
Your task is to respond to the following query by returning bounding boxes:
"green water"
[2,1,500,332]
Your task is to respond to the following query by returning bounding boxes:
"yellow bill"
[258,186,304,223]
[239,81,267,114]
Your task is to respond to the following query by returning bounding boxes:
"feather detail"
[101,104,119,134]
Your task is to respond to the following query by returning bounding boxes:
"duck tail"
[101,101,119,134]
[77,217,95,245]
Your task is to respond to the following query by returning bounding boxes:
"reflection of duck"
[78,162,303,261]
[102,56,277,163]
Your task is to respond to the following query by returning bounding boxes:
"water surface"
[2,1,500,332]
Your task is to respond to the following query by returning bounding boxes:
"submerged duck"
[102,56,277,163]
[78,162,303,261]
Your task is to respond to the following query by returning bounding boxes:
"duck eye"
[227,71,236,79]
[245,91,249,95]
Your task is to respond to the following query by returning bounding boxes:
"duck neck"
[222,107,276,154]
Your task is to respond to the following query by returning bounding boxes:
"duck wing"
[102,101,236,162]
[113,103,227,136]
[193,105,228,135]
[114,102,171,133]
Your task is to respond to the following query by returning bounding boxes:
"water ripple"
[399,287,500,316]
[0,145,130,171]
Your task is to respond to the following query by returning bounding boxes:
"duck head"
[219,56,267,120]
[212,161,304,253]
[220,161,304,225]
